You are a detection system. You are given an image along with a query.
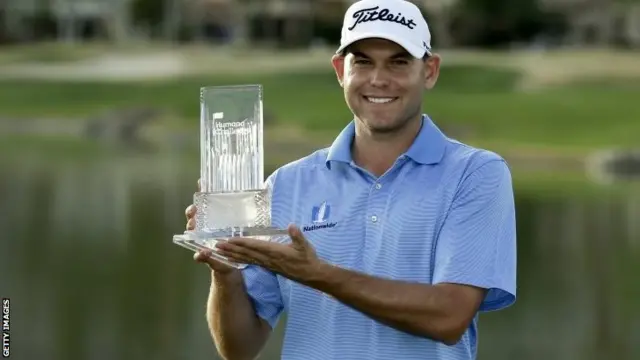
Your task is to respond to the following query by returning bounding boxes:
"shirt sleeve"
[242,265,284,328]
[432,159,517,312]
[240,170,285,328]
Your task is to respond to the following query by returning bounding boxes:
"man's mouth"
[364,96,398,104]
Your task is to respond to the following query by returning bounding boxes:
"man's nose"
[369,67,390,88]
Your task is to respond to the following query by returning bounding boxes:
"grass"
[4,131,638,196]
[0,42,105,65]
[0,59,638,194]
[4,126,640,198]
[512,169,640,199]
[0,134,132,160]
[0,64,638,150]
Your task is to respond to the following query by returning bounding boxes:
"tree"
[449,0,561,48]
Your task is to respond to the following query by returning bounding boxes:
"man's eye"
[392,59,409,66]
[354,59,371,65]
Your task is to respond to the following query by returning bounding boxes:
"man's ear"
[423,53,441,90]
[331,54,345,88]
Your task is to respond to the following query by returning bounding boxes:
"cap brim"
[336,32,430,59]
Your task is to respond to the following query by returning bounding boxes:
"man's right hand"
[186,180,239,275]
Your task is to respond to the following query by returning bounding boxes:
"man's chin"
[359,113,422,135]
[364,120,404,134]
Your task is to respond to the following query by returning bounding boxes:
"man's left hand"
[214,224,325,283]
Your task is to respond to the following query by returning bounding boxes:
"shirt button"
[371,215,378,223]
[374,183,382,190]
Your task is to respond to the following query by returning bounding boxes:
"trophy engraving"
[173,84,288,268]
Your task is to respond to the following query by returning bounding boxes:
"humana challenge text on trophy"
[212,117,253,136]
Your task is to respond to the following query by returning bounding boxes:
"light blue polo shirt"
[242,115,517,360]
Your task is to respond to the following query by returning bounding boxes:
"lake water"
[1,151,638,360]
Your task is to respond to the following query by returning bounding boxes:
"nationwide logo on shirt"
[303,201,337,232]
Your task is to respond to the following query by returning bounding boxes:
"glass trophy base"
[173,227,289,269]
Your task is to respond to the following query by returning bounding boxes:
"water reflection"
[0,154,638,360]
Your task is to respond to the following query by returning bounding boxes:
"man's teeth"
[366,97,395,104]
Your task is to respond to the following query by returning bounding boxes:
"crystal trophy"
[173,84,288,268]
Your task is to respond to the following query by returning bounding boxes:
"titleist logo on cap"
[348,6,417,31]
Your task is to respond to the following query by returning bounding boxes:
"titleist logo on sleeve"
[348,6,417,31]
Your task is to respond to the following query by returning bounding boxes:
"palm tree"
[232,0,251,47]
[418,0,457,48]
[162,0,181,43]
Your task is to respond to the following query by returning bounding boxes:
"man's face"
[332,38,440,134]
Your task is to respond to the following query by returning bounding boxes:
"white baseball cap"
[336,0,432,59]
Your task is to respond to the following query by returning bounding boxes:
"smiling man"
[187,0,517,359]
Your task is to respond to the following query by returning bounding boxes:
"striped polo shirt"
[242,115,517,360]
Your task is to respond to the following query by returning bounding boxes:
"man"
[186,0,517,359]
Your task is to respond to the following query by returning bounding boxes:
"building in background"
[0,0,133,43]
[0,0,638,48]
[539,0,640,47]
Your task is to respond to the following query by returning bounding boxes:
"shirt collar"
[325,115,447,169]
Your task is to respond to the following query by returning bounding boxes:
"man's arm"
[304,159,517,345]
[305,267,485,345]
[207,270,272,360]
[210,171,286,360]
